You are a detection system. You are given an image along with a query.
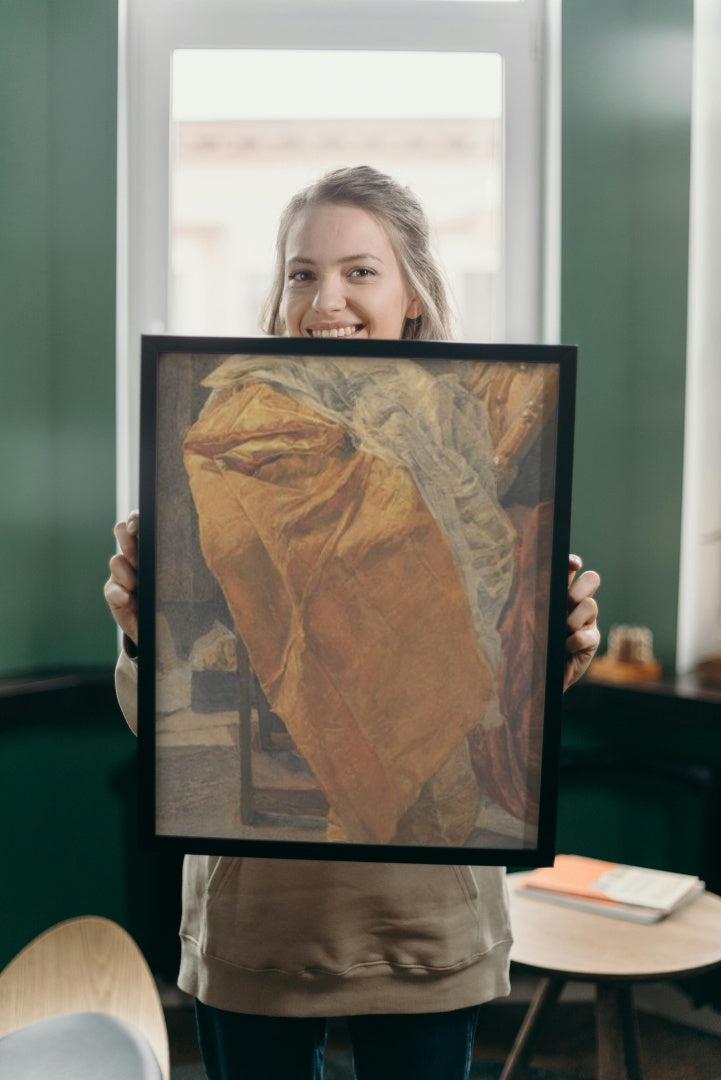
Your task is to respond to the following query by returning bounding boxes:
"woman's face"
[280,203,421,341]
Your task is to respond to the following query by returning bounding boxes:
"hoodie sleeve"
[115,647,139,736]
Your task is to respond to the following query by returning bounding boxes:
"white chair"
[0,915,170,1079]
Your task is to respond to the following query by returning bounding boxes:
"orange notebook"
[517,855,704,923]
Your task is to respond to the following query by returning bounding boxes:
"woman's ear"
[406,296,423,320]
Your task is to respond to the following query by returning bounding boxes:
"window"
[170,49,503,340]
[118,0,557,509]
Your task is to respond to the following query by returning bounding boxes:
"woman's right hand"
[104,510,139,647]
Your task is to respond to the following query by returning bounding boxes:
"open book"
[516,854,705,923]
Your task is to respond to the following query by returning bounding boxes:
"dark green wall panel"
[0,684,183,976]
[0,2,55,670]
[0,0,118,675]
[562,1,693,668]
[46,2,119,667]
[0,697,133,965]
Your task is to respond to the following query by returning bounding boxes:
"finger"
[568,553,583,588]
[566,624,601,657]
[108,552,137,593]
[568,568,601,607]
[103,579,139,641]
[103,577,133,612]
[566,594,599,634]
[564,651,595,691]
[113,519,139,568]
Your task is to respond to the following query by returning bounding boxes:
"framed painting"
[137,335,576,865]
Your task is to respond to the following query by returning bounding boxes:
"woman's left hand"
[564,554,601,691]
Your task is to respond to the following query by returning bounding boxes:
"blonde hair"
[262,165,453,341]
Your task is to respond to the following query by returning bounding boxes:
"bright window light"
[172,50,502,121]
[170,50,504,341]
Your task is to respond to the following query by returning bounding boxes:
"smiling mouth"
[307,324,364,339]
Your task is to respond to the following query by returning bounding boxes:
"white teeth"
[310,326,359,338]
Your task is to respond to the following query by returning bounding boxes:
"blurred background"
[1,4,719,1044]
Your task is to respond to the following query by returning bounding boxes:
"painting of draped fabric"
[138,337,576,864]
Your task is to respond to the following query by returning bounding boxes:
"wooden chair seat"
[0,916,169,1079]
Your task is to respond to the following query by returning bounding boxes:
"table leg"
[500,976,565,1080]
[596,982,643,1080]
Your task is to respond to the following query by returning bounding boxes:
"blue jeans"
[195,1000,481,1080]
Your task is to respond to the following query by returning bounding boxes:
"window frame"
[676,0,721,673]
[117,0,558,509]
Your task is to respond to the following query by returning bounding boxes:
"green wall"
[0,683,183,974]
[0,0,118,676]
[0,0,133,970]
[558,686,721,884]
[1,687,134,966]
[562,0,693,669]
[0,0,693,677]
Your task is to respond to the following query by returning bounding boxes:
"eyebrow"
[286,253,385,266]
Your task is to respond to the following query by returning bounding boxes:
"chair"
[0,915,170,1079]
[236,638,328,826]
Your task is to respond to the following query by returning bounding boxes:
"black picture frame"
[138,335,576,865]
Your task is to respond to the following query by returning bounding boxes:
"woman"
[106,166,600,1080]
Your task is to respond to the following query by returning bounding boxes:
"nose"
[312,273,345,315]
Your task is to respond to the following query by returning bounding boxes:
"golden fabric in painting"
[183,380,496,845]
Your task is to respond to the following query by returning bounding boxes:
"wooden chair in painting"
[236,639,328,827]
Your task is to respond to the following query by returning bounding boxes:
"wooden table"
[503,873,721,1080]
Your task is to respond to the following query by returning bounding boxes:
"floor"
[474,998,721,1079]
[164,978,721,1079]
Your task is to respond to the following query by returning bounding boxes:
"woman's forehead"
[285,202,396,261]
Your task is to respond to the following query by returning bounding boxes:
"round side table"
[503,872,721,1080]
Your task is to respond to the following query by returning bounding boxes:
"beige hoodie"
[116,650,512,1016]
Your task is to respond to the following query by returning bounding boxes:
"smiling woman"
[107,151,597,1076]
[170,166,570,853]
[281,205,421,340]
[263,167,452,342]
